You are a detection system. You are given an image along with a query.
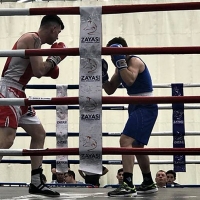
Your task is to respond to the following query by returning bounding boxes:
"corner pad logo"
[172,86,182,96]
[57,106,68,120]
[84,17,97,35]
[56,155,68,164]
[83,58,97,73]
[81,17,100,43]
[81,97,99,112]
[82,135,97,151]
[174,155,185,164]
[81,75,100,82]
[57,86,67,97]
[173,131,185,145]
[173,110,184,124]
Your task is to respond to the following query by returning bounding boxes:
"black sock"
[31,167,43,176]
[142,172,154,185]
[123,172,133,188]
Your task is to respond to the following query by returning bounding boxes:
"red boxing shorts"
[0,78,41,129]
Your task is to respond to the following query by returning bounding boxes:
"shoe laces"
[140,182,155,188]
[111,183,127,192]
[121,183,135,190]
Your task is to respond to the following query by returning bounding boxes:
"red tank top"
[1,32,39,86]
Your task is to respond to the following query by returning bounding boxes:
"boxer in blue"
[102,37,158,197]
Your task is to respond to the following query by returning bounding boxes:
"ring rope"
[15,131,200,137]
[25,83,200,89]
[0,1,199,173]
[0,96,200,106]
[1,46,200,57]
[2,159,200,165]
[1,147,200,156]
[1,2,200,16]
[32,105,200,110]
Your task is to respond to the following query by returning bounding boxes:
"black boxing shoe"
[29,183,60,197]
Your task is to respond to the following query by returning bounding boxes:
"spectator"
[51,162,70,181]
[51,172,65,184]
[155,170,167,188]
[166,170,181,187]
[116,168,123,185]
[78,166,109,187]
[64,170,85,185]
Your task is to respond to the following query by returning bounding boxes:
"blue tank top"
[119,55,153,95]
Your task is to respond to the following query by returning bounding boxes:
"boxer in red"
[0,15,67,197]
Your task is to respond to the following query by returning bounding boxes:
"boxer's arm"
[17,33,56,78]
[44,65,59,79]
[120,57,144,86]
[103,68,120,95]
[102,59,109,83]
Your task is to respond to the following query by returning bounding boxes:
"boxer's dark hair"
[107,37,128,47]
[40,15,64,30]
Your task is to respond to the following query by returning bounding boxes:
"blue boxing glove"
[102,59,109,83]
[110,44,128,71]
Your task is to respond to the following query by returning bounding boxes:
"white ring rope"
[153,83,200,88]
[0,9,29,16]
[0,149,23,156]
[0,50,25,57]
[104,105,200,110]
[159,105,200,110]
[108,131,200,136]
[108,160,200,164]
[25,83,200,88]
[0,98,25,106]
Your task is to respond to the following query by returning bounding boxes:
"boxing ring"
[1,1,200,199]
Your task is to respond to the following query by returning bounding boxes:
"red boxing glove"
[44,65,59,79]
[46,42,67,67]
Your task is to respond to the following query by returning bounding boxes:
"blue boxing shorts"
[122,104,158,145]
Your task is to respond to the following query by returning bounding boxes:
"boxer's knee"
[0,127,16,148]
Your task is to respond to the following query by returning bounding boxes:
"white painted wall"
[0,0,200,186]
